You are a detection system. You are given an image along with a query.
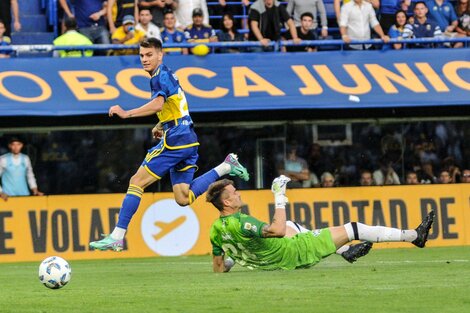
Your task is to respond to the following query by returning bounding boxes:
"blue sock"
[189,169,219,204]
[117,184,143,229]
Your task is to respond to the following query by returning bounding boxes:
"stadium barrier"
[0,184,469,263]
[1,37,470,56]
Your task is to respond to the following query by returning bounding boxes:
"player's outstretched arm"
[212,255,225,273]
[109,96,164,119]
[262,175,291,238]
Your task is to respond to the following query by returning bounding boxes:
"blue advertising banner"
[0,49,469,116]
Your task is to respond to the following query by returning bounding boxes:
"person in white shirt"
[339,0,389,50]
[175,0,209,29]
[136,8,162,40]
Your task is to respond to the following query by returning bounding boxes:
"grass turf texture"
[1,246,469,313]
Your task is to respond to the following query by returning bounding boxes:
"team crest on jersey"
[312,229,321,237]
[244,222,252,230]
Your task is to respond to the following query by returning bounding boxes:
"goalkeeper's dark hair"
[206,179,234,211]
[140,38,163,51]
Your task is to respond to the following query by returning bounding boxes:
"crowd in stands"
[1,0,469,58]
[0,120,468,195]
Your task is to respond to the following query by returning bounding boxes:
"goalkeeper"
[207,175,434,272]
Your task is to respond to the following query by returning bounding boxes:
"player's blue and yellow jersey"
[151,64,198,149]
[210,212,336,270]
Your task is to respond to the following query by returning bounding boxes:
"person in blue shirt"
[379,0,404,35]
[403,1,443,48]
[388,9,408,49]
[0,19,12,58]
[425,0,464,47]
[160,10,188,55]
[0,137,43,200]
[89,38,250,251]
[184,8,217,43]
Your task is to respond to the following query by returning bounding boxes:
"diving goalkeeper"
[207,175,434,272]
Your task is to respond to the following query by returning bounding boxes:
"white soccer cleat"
[271,175,291,195]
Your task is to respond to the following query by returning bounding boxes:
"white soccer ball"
[38,256,72,289]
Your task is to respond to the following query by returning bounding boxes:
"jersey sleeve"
[151,68,173,100]
[209,226,224,256]
[239,214,267,238]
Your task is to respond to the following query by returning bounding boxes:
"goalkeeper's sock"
[344,222,417,243]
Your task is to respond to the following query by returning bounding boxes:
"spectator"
[283,12,318,52]
[217,0,250,29]
[286,0,328,38]
[461,169,470,183]
[373,156,400,185]
[161,10,188,54]
[139,0,179,27]
[107,0,139,34]
[59,0,111,50]
[426,0,463,48]
[403,1,443,48]
[320,171,335,187]
[0,20,11,58]
[442,156,461,183]
[176,0,210,29]
[277,143,310,188]
[340,0,389,50]
[0,137,43,200]
[53,16,94,57]
[405,171,420,185]
[379,0,405,34]
[248,0,300,52]
[0,0,21,38]
[334,0,379,25]
[184,8,217,44]
[136,8,162,40]
[216,13,245,53]
[455,0,470,37]
[438,169,452,183]
[359,169,374,186]
[388,9,408,50]
[111,14,146,54]
[420,161,438,184]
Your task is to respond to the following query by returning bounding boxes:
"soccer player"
[208,175,434,271]
[89,38,249,251]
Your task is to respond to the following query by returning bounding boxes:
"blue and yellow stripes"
[127,184,144,198]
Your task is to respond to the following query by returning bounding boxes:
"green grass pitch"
[1,246,469,313]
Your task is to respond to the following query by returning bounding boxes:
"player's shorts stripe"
[144,165,161,179]
[351,222,359,240]
[145,147,164,162]
[188,190,196,204]
[163,134,200,150]
[177,165,199,172]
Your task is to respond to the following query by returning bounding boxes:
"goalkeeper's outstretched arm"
[261,175,291,238]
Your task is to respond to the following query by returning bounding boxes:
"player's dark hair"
[140,38,162,51]
[206,179,234,211]
[300,12,314,20]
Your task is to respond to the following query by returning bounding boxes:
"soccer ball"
[38,256,71,289]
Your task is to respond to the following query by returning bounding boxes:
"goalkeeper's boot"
[412,210,435,248]
[89,235,123,251]
[341,241,373,263]
[271,175,291,195]
[224,153,250,181]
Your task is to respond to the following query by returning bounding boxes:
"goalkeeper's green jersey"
[209,212,336,270]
